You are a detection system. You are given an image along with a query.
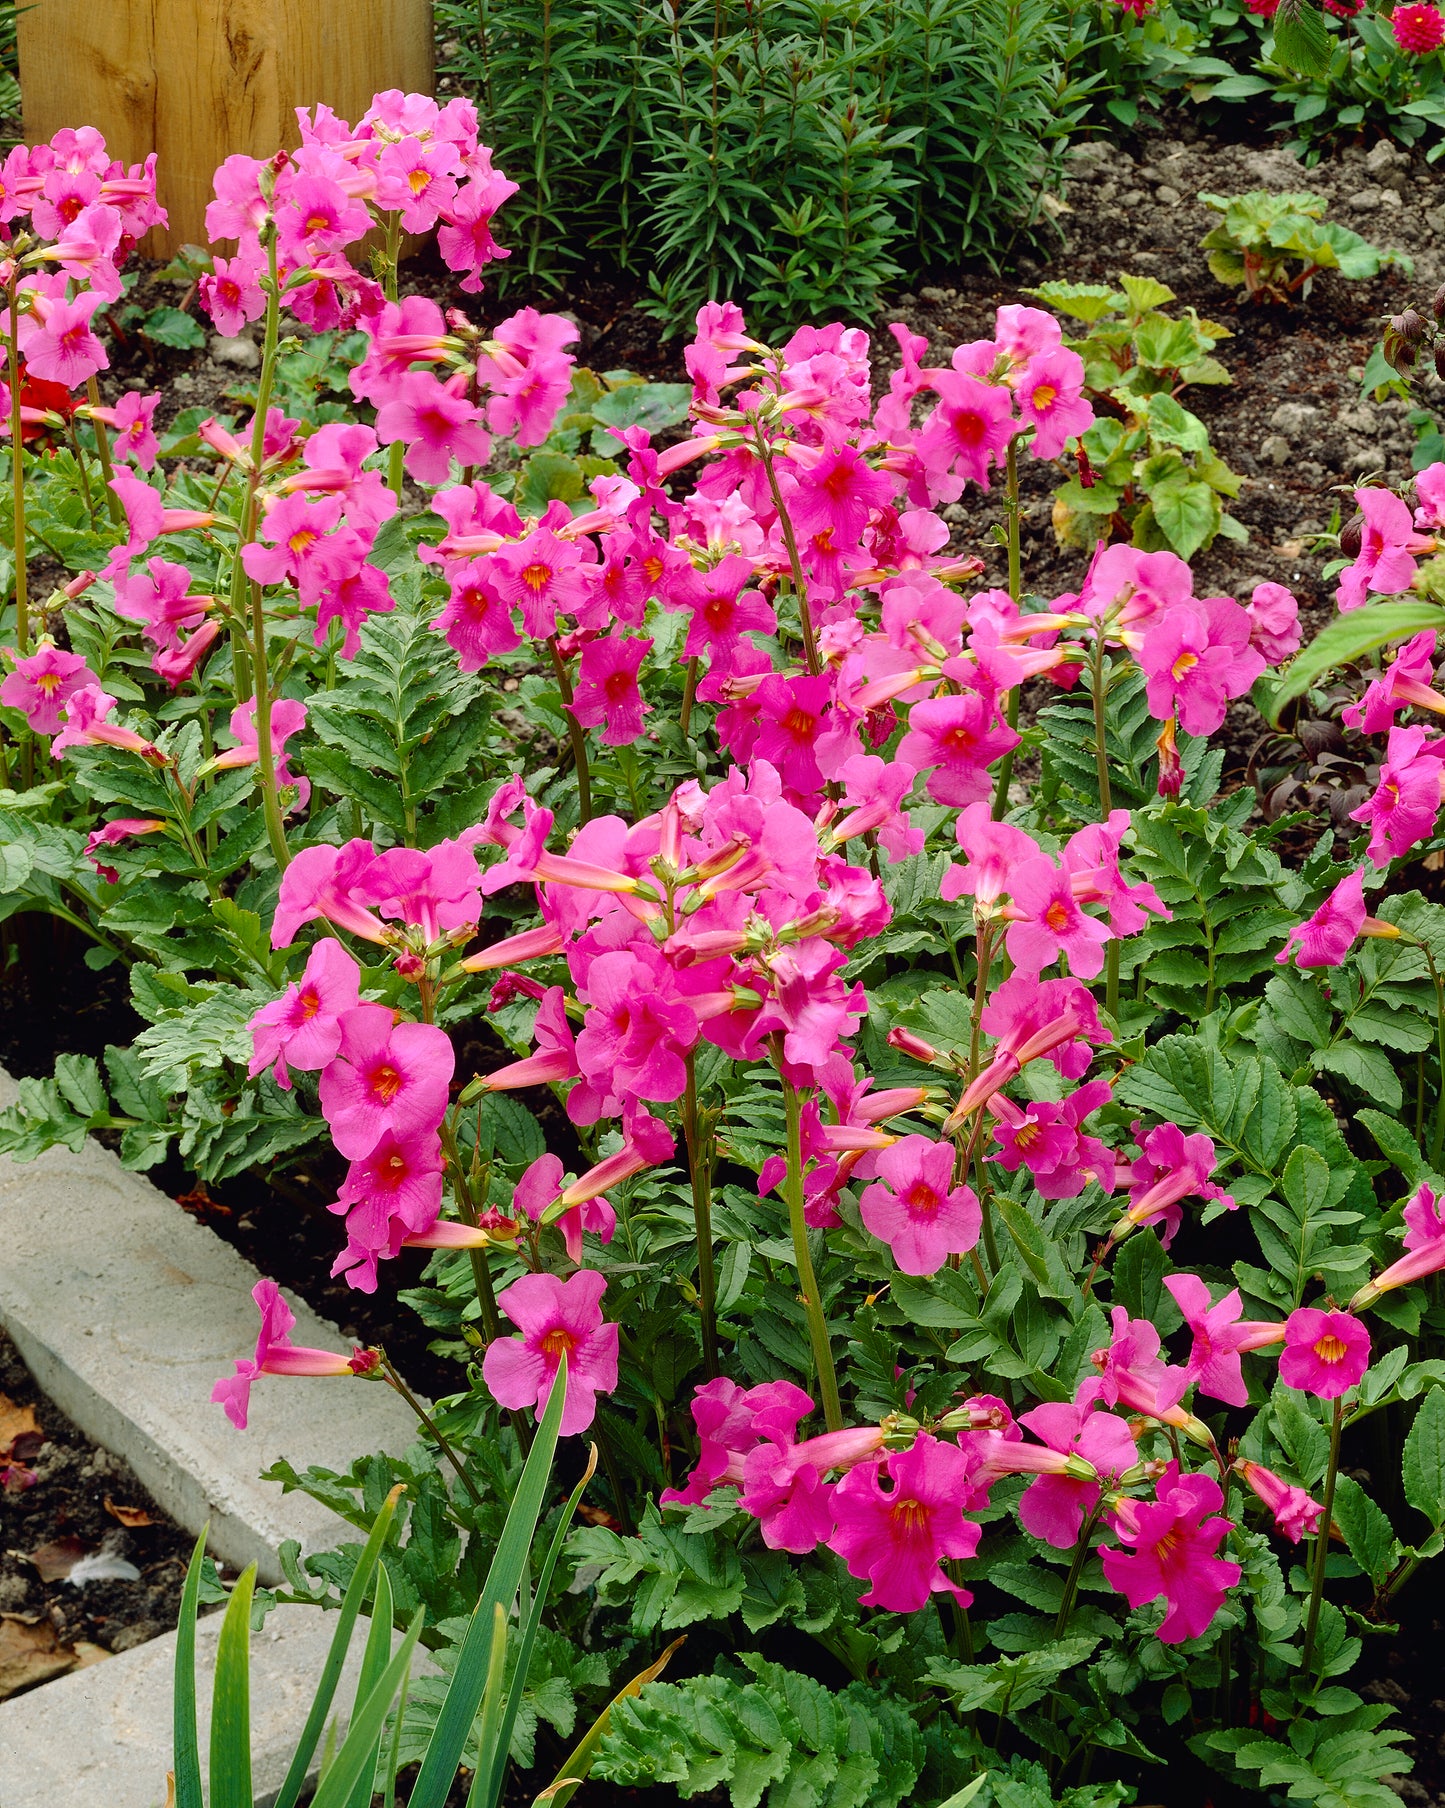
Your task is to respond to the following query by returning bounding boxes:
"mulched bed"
[0,1326,194,1697]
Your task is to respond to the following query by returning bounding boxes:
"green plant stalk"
[753,420,820,676]
[780,1070,842,1431]
[548,635,593,825]
[380,1353,487,1510]
[8,268,27,656]
[990,437,1023,819]
[86,375,124,526]
[1090,631,1120,1017]
[1301,1396,1345,1677]
[383,210,406,498]
[1425,946,1445,1169]
[682,1052,720,1379]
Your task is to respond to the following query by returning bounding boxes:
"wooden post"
[17,0,434,253]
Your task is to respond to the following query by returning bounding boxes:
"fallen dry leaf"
[104,1495,157,1528]
[0,1615,76,1700]
[70,1640,111,1669]
[26,1535,89,1582]
[0,1394,41,1455]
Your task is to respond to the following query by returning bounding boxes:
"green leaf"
[172,1531,208,1808]
[591,382,693,435]
[1272,0,1333,78]
[308,1612,425,1808]
[341,1561,395,1808]
[1331,1475,1399,1585]
[210,1564,258,1808]
[1269,601,1445,721]
[1403,1386,1445,1527]
[143,305,207,350]
[1147,478,1219,559]
[409,1356,569,1808]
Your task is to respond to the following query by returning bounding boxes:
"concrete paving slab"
[0,1064,423,1581]
[0,1602,393,1808]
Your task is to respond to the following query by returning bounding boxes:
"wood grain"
[17,0,434,251]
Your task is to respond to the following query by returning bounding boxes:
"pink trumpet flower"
[212,1279,379,1430]
[1101,1463,1240,1643]
[1353,1183,1445,1308]
[0,642,97,734]
[248,939,363,1089]
[482,1268,619,1436]
[1234,1459,1323,1544]
[830,1433,984,1613]
[1279,1307,1371,1400]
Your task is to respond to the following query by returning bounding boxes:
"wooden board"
[17,0,434,251]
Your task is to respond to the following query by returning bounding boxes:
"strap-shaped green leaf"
[464,1606,511,1808]
[1266,600,1445,723]
[341,1560,396,1808]
[308,1612,425,1808]
[171,1530,208,1808]
[273,1482,406,1808]
[210,1564,257,1808]
[409,1356,569,1808]
[483,1447,599,1807]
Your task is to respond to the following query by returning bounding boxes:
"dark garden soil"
[13,109,1445,1798]
[0,1326,196,1697]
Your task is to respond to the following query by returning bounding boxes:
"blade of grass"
[307,1612,425,1808]
[273,1481,406,1808]
[172,1529,209,1808]
[210,1563,257,1808]
[464,1605,511,1808]
[342,1560,396,1808]
[483,1446,599,1808]
[408,1356,569,1808]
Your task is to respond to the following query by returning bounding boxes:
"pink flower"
[829,1434,983,1613]
[1078,543,1193,632]
[514,1151,616,1264]
[488,528,589,639]
[214,696,310,809]
[113,557,209,652]
[1235,1459,1322,1544]
[915,369,1016,500]
[200,253,266,336]
[248,938,362,1089]
[212,1278,378,1430]
[1337,488,1430,612]
[1277,868,1368,968]
[89,389,160,470]
[949,973,1110,1123]
[988,1079,1116,1200]
[746,673,833,798]
[23,292,108,387]
[318,1005,454,1160]
[374,371,491,486]
[0,642,96,733]
[1279,1307,1371,1399]
[331,1130,446,1292]
[571,634,652,745]
[1343,631,1445,735]
[482,1269,619,1436]
[939,801,1040,906]
[679,556,775,664]
[1078,1307,1191,1423]
[1121,1123,1235,1246]
[1163,1274,1285,1408]
[575,947,700,1106]
[482,307,578,446]
[1395,2,1445,51]
[858,1135,981,1275]
[738,1424,886,1553]
[431,561,520,671]
[787,436,895,547]
[51,684,157,759]
[895,693,1020,807]
[1245,582,1301,666]
[1137,598,1264,737]
[1351,1184,1445,1306]
[661,1377,814,1507]
[1016,1403,1139,1549]
[436,170,520,291]
[1348,724,1445,867]
[1005,855,1112,980]
[1101,1464,1240,1643]
[1014,346,1093,459]
[83,816,167,883]
[271,839,389,947]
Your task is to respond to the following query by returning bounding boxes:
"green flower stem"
[547,635,592,824]
[1423,946,1445,1170]
[86,375,124,526]
[780,1068,842,1432]
[382,211,406,499]
[679,656,699,739]
[1301,1396,1344,1677]
[752,419,820,676]
[380,1353,486,1509]
[990,437,1023,820]
[682,1052,720,1380]
[8,268,27,656]
[1090,631,1120,1018]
